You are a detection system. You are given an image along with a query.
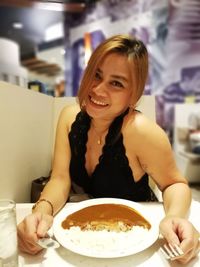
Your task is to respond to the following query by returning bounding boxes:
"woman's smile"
[89,95,109,108]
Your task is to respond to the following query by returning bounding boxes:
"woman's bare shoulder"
[61,103,80,116]
[58,103,81,127]
[125,111,169,145]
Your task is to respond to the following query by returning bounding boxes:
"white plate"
[53,198,159,258]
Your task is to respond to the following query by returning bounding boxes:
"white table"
[16,200,200,267]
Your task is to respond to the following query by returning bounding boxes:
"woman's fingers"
[17,230,43,255]
[159,216,200,264]
[37,213,53,237]
[17,212,53,255]
[176,240,200,264]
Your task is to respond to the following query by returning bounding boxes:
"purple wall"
[64,0,200,141]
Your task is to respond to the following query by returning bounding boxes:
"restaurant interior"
[0,0,199,202]
[0,1,200,266]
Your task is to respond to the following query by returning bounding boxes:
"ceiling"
[0,0,93,77]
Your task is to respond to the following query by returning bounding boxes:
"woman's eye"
[95,72,101,80]
[111,81,124,88]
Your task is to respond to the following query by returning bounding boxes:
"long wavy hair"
[77,34,148,109]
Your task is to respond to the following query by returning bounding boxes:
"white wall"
[0,38,28,88]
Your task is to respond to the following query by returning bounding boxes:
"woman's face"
[85,53,134,120]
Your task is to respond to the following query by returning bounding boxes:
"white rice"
[63,226,150,255]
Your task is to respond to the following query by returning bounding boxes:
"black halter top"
[68,109,157,202]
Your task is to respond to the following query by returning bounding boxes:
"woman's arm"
[127,114,200,264]
[162,183,191,218]
[18,105,78,254]
[128,113,191,216]
[33,105,78,215]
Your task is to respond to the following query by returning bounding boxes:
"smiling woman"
[85,53,133,120]
[78,35,148,110]
[17,35,200,264]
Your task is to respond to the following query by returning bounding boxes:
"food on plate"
[61,203,151,232]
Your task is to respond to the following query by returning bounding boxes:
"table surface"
[16,200,200,267]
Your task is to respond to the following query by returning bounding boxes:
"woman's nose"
[93,81,106,94]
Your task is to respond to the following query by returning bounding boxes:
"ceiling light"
[44,22,64,42]
[60,49,65,55]
[12,22,23,29]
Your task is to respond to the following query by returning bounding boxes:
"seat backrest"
[0,82,54,202]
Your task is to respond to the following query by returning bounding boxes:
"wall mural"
[64,0,200,143]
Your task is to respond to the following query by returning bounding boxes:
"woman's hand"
[159,216,200,264]
[17,212,53,255]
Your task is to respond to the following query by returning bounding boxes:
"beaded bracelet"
[32,198,54,216]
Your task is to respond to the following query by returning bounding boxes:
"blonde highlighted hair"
[77,34,148,108]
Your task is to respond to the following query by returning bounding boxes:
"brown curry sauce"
[61,203,151,230]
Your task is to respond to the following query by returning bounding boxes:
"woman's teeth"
[91,97,107,106]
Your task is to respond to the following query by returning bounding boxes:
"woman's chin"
[85,101,109,117]
[86,107,107,118]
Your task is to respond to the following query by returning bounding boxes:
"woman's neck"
[90,119,111,133]
[90,119,111,146]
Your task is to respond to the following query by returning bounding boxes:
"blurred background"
[0,0,200,191]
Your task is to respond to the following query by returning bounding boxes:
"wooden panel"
[0,0,86,12]
[22,57,61,76]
